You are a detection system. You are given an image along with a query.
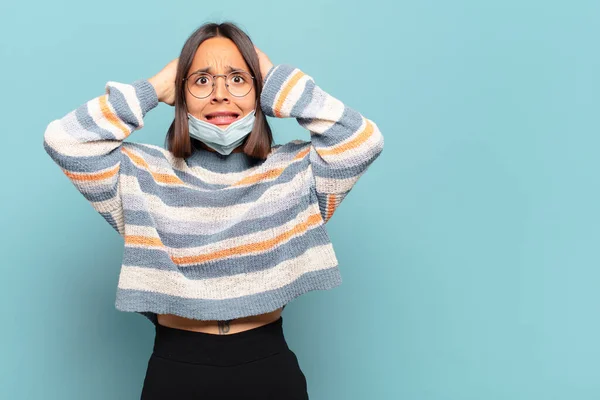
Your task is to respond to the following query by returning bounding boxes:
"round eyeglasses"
[183,70,255,99]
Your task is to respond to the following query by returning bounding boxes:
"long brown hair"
[164,22,273,160]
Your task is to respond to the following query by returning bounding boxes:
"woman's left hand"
[254,45,274,83]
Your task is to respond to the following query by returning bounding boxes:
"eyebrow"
[192,65,246,74]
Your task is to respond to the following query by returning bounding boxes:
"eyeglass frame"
[182,69,256,99]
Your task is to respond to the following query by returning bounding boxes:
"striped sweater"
[43,63,384,324]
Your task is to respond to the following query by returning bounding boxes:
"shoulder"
[121,142,180,167]
[269,140,311,161]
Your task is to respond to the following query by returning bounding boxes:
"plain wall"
[1,0,598,399]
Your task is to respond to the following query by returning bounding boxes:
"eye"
[195,76,209,85]
[231,74,245,83]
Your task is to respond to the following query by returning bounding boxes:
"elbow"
[42,121,55,155]
[43,119,59,144]
[42,119,64,164]
[370,119,384,159]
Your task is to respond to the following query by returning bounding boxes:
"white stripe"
[103,206,125,235]
[168,206,317,258]
[119,169,311,223]
[106,81,144,128]
[124,205,317,261]
[88,95,129,140]
[278,73,313,117]
[125,224,161,239]
[264,64,284,88]
[121,179,312,236]
[61,110,104,141]
[123,143,305,187]
[296,87,345,133]
[90,196,120,213]
[117,243,338,300]
[309,118,384,165]
[313,174,361,193]
[43,118,121,158]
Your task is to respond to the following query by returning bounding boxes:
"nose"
[212,75,229,102]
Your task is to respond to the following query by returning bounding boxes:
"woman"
[43,21,384,399]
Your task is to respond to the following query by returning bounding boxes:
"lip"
[204,111,241,126]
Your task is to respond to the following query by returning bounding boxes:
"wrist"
[263,64,276,85]
[131,80,159,116]
[148,76,167,103]
[260,64,301,118]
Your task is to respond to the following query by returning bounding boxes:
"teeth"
[208,114,237,119]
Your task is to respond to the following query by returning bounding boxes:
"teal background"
[1,0,598,398]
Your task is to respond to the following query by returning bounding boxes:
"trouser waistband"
[152,316,289,367]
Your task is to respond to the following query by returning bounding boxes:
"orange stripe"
[234,168,285,186]
[122,146,150,168]
[295,147,310,159]
[63,164,119,181]
[233,147,310,186]
[326,194,336,221]
[121,147,184,185]
[317,119,375,157]
[125,235,164,247]
[273,70,305,118]
[169,212,323,265]
[99,95,131,138]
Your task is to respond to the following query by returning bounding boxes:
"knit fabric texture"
[43,63,385,324]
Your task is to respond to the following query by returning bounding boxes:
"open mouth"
[205,113,240,125]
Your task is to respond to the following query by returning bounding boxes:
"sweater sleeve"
[42,79,159,235]
[260,64,385,223]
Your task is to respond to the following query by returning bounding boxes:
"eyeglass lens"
[187,71,253,98]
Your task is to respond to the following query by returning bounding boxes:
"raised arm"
[260,64,385,223]
[42,79,158,235]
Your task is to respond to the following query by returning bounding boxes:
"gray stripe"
[126,141,255,175]
[185,140,315,173]
[315,188,350,221]
[125,141,309,175]
[298,100,366,148]
[115,265,342,324]
[98,211,120,234]
[290,77,316,116]
[106,85,140,130]
[263,64,277,84]
[260,64,297,117]
[131,79,159,116]
[74,179,117,195]
[124,190,314,240]
[159,193,313,247]
[124,156,230,191]
[310,142,384,180]
[79,185,119,204]
[74,98,121,140]
[122,223,331,279]
[186,147,264,173]
[122,175,307,232]
[43,139,121,173]
[121,153,310,208]
[124,142,169,159]
[124,143,298,191]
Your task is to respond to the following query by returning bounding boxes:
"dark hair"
[164,21,273,160]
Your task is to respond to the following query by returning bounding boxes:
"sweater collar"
[185,143,262,173]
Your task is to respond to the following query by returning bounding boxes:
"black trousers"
[140,316,309,399]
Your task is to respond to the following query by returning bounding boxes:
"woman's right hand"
[148,57,178,106]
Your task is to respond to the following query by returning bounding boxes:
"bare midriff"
[156,307,284,335]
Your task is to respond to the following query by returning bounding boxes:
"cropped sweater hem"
[117,265,342,325]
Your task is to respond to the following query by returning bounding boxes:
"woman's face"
[185,37,256,129]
